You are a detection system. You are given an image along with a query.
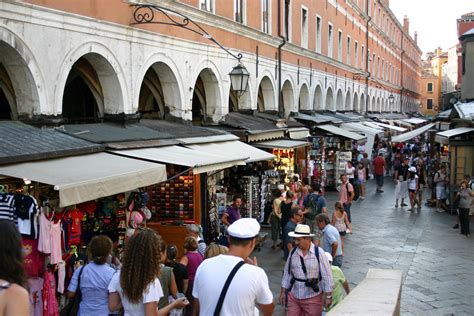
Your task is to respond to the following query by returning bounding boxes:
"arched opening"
[371,96,376,112]
[345,91,351,111]
[325,87,334,111]
[138,62,181,120]
[359,94,365,113]
[0,39,40,119]
[62,57,102,123]
[299,84,310,111]
[0,64,15,120]
[229,81,252,113]
[191,68,221,125]
[281,80,294,117]
[336,89,344,111]
[257,76,275,112]
[376,97,381,112]
[353,93,359,113]
[313,85,323,111]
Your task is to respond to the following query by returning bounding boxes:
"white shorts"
[436,186,446,200]
[395,181,408,199]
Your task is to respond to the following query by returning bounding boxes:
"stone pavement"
[254,178,474,315]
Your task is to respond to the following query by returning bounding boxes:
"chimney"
[403,16,409,33]
[414,31,418,44]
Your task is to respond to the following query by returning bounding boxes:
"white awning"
[434,127,474,144]
[366,122,407,132]
[315,125,367,141]
[252,139,310,149]
[247,130,286,142]
[288,127,310,140]
[402,118,428,125]
[186,141,275,163]
[112,146,247,175]
[393,120,414,128]
[340,123,384,136]
[0,153,167,207]
[391,123,436,143]
[177,134,239,144]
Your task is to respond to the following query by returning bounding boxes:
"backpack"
[305,194,321,220]
[347,183,359,201]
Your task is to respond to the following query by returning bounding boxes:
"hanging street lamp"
[229,63,250,96]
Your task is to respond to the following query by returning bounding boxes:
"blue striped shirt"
[281,244,333,299]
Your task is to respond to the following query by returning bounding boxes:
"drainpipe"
[278,0,287,118]
[364,0,371,114]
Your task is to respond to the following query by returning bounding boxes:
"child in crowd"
[331,201,352,255]
[357,162,366,200]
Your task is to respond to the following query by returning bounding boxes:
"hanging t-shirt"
[22,237,44,278]
[0,193,17,224]
[108,272,164,316]
[67,209,83,246]
[15,195,39,239]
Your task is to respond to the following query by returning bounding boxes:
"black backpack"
[347,183,359,201]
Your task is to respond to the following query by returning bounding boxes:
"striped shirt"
[0,193,17,224]
[281,243,333,299]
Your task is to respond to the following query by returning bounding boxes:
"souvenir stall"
[311,125,367,189]
[0,152,167,316]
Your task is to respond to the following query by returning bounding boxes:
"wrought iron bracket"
[131,3,243,62]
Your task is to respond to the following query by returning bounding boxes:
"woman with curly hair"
[108,229,188,316]
[0,220,29,316]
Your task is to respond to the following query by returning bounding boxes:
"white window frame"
[355,41,359,69]
[301,6,309,49]
[284,0,293,42]
[328,23,334,58]
[199,0,215,13]
[261,0,272,34]
[316,15,322,54]
[361,45,365,70]
[338,29,343,62]
[234,0,247,24]
[346,35,351,65]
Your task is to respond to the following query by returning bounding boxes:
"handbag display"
[60,265,85,316]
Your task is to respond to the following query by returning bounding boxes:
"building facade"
[0,0,422,124]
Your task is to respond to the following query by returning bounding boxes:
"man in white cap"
[192,218,275,316]
[279,224,333,315]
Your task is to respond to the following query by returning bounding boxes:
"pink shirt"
[339,182,354,204]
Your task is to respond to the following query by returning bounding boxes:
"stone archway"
[281,79,294,117]
[359,94,365,113]
[336,89,344,111]
[299,83,310,111]
[345,90,351,111]
[137,62,181,120]
[191,68,221,124]
[353,93,359,113]
[257,76,276,112]
[0,40,40,119]
[376,97,381,113]
[313,85,323,111]
[371,96,376,112]
[326,87,334,111]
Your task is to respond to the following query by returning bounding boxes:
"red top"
[373,156,385,176]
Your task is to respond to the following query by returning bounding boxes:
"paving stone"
[254,179,474,315]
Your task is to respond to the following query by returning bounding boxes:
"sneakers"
[453,224,459,229]
[401,203,408,207]
[395,203,399,208]
[435,208,444,213]
[408,208,414,212]
[360,196,365,200]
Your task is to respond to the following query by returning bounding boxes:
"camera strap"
[288,246,322,282]
[214,260,245,316]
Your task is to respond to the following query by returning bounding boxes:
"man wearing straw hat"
[279,224,333,316]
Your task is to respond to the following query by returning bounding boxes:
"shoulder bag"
[60,265,85,316]
[213,261,245,316]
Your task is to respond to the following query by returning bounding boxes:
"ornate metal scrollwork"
[131,4,243,62]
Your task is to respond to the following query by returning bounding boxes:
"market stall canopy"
[293,113,342,124]
[452,101,474,121]
[314,125,367,141]
[0,121,103,165]
[218,112,286,142]
[340,123,384,136]
[402,118,428,125]
[287,127,310,140]
[251,139,310,149]
[112,146,247,175]
[365,122,407,132]
[434,127,474,144]
[0,153,166,207]
[185,141,275,163]
[392,120,414,129]
[391,123,436,143]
